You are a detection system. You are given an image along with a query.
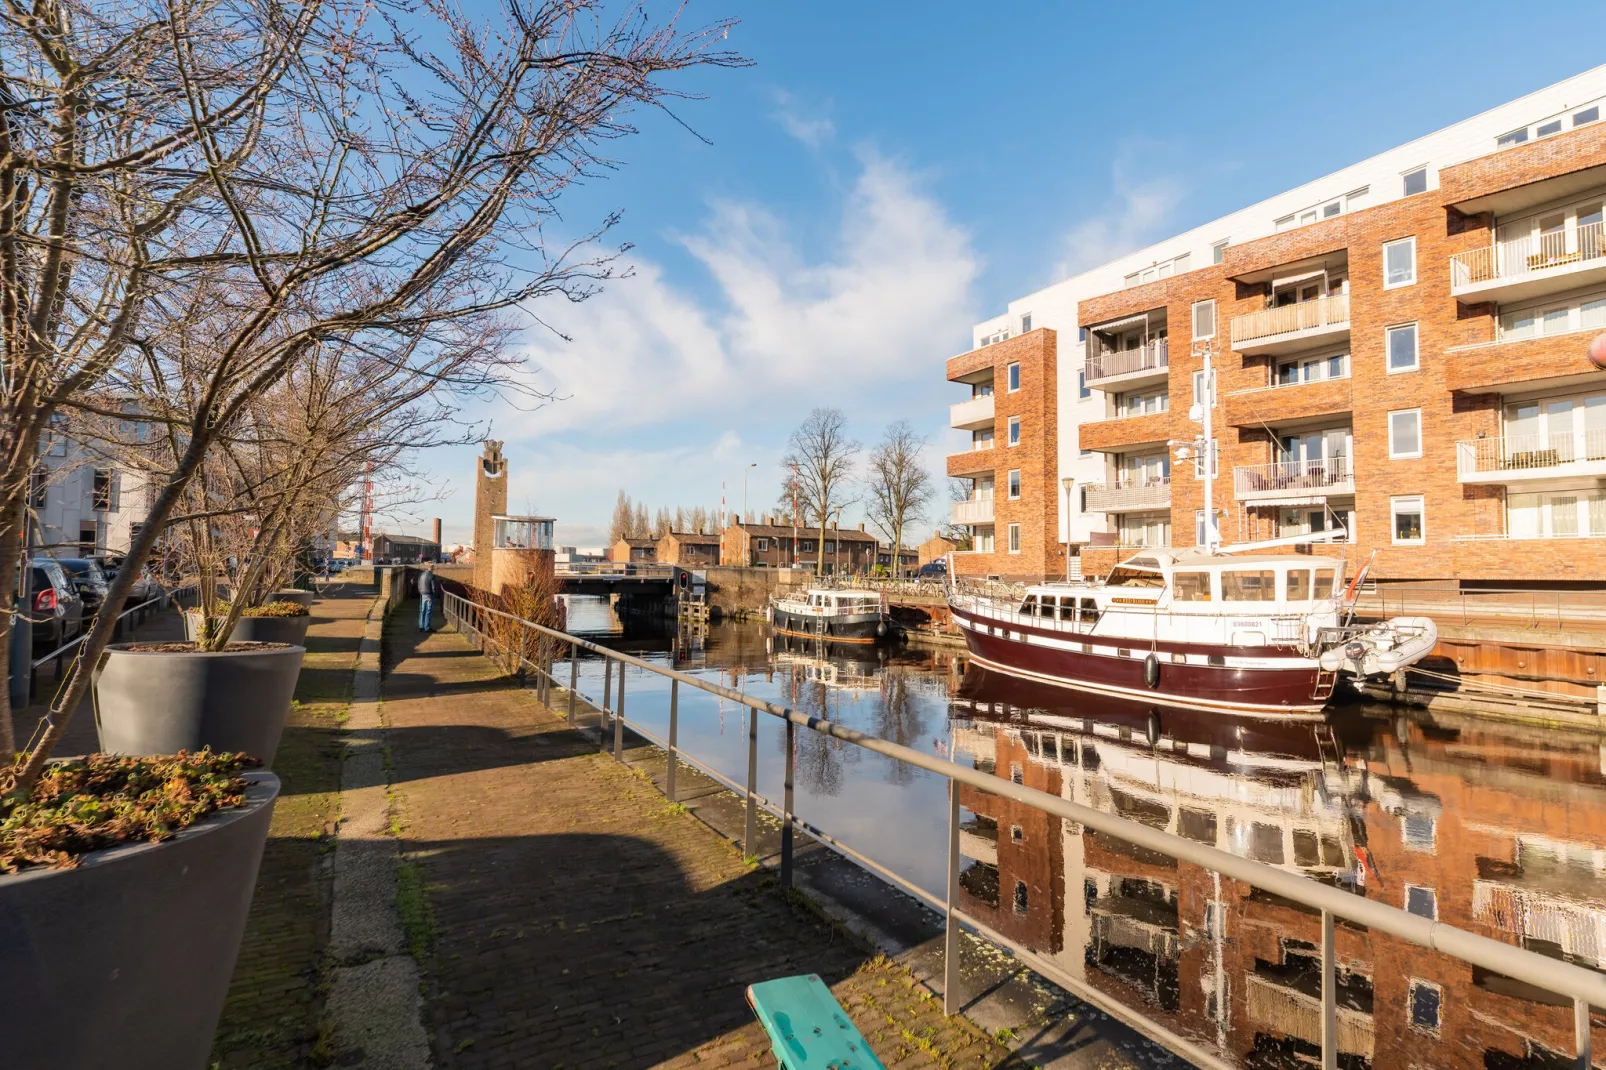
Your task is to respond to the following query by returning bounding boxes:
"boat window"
[1287,569,1311,600]
[1221,569,1276,601]
[1314,569,1339,599]
[1106,566,1165,588]
[1019,594,1039,616]
[1173,572,1212,601]
[1057,596,1076,621]
[1079,598,1101,623]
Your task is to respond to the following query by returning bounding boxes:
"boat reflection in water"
[951,665,1606,1070]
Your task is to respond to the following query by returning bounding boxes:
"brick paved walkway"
[382,609,1015,1070]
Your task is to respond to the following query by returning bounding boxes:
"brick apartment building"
[719,517,880,574]
[948,67,1606,586]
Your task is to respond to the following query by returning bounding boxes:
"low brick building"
[916,534,960,566]
[373,532,439,563]
[655,531,720,567]
[609,538,656,564]
[720,517,880,574]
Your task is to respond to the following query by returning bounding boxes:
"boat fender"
[876,621,887,637]
[1145,709,1161,746]
[1143,652,1160,690]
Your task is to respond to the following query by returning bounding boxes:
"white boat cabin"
[779,589,883,617]
[985,551,1349,648]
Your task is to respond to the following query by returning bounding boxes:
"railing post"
[567,642,578,727]
[613,660,625,762]
[944,778,961,1016]
[745,707,758,858]
[667,679,679,804]
[781,718,795,887]
[601,657,613,746]
[1576,996,1592,1070]
[1320,908,1337,1070]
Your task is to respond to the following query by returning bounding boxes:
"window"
[1497,127,1529,147]
[1119,389,1168,416]
[1537,118,1563,138]
[1383,237,1417,288]
[1211,239,1228,265]
[1007,362,1021,392]
[1387,323,1419,372]
[1013,880,1028,914]
[973,428,993,449]
[1010,763,1023,784]
[1391,495,1425,544]
[1406,885,1438,920]
[1222,570,1275,601]
[799,539,816,552]
[1008,416,1021,446]
[1577,105,1601,127]
[1388,409,1422,458]
[78,525,97,553]
[1173,572,1212,601]
[1277,352,1348,385]
[1020,314,1032,333]
[1409,981,1442,1032]
[29,465,47,507]
[92,469,113,511]
[1192,299,1216,341]
[1007,469,1021,499]
[1192,369,1216,408]
[755,538,769,551]
[44,413,68,457]
[1078,326,1087,343]
[1007,523,1021,554]
[1079,448,1093,459]
[1078,370,1090,399]
[1402,167,1428,197]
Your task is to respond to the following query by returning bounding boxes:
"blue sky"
[395,0,1606,549]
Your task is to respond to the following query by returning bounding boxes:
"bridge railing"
[440,589,1603,1070]
[553,562,676,579]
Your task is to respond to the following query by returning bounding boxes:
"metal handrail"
[29,592,165,670]
[440,589,1600,1069]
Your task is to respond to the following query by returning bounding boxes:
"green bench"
[745,974,886,1070]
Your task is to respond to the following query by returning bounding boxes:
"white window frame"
[1383,237,1417,289]
[1386,322,1419,373]
[1211,239,1228,265]
[1404,884,1438,920]
[1391,495,1426,545]
[1402,166,1428,197]
[1020,313,1032,333]
[1007,415,1021,446]
[1007,469,1021,500]
[1388,408,1423,459]
[1007,523,1021,554]
[1078,370,1090,399]
[755,538,769,552]
[1408,979,1443,1035]
[1192,299,1216,341]
[1007,362,1021,393]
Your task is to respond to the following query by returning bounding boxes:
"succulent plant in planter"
[1,753,280,1069]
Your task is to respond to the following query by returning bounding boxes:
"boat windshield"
[1105,565,1165,589]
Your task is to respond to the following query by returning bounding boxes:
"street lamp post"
[1061,476,1075,582]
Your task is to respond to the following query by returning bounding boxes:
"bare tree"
[632,502,650,540]
[652,507,671,539]
[865,421,932,578]
[2,0,744,789]
[609,491,634,545]
[782,408,860,576]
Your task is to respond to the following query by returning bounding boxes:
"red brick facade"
[1071,123,1606,583]
[945,329,1064,583]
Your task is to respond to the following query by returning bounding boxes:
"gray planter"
[94,643,305,766]
[268,588,314,609]
[231,613,312,647]
[0,772,279,1070]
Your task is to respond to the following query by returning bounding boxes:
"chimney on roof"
[858,522,865,532]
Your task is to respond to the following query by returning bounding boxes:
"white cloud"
[506,151,978,438]
[1055,145,1189,277]
[772,90,834,149]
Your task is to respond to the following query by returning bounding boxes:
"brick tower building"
[473,440,507,589]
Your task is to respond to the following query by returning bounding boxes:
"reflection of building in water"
[950,668,1606,1070]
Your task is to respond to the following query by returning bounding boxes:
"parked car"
[55,557,112,615]
[26,559,85,654]
[913,559,947,580]
[96,556,159,603]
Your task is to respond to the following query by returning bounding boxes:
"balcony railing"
[1450,221,1606,291]
[951,498,996,526]
[1230,294,1349,347]
[1455,429,1606,479]
[1086,339,1168,383]
[1083,480,1171,512]
[1233,456,1355,499]
[949,393,995,430]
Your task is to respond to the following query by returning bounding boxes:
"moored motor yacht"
[767,587,891,644]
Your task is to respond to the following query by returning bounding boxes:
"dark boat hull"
[771,606,887,645]
[952,605,1325,716]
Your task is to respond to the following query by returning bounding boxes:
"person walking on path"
[417,566,438,631]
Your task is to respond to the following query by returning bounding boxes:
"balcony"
[1224,376,1353,429]
[1229,294,1349,356]
[946,446,995,477]
[1245,975,1375,1059]
[951,498,996,525]
[1083,480,1171,513]
[1450,222,1606,302]
[1085,339,1169,390]
[1455,430,1606,484]
[1078,411,1172,454]
[1233,457,1355,503]
[949,393,995,431]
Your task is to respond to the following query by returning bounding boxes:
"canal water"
[561,595,1606,1070]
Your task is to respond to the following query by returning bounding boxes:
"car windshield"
[58,559,106,582]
